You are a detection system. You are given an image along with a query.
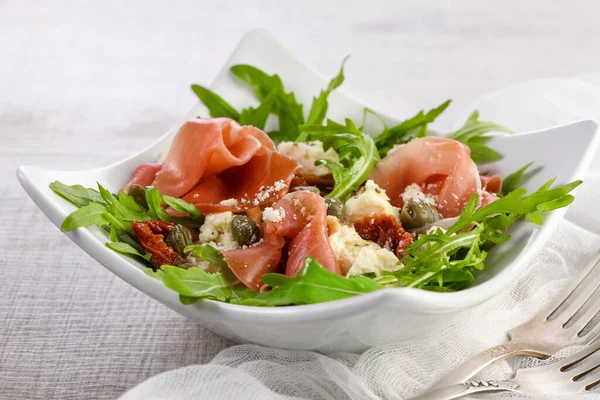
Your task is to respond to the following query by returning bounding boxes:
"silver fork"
[412,338,600,399]
[428,252,600,391]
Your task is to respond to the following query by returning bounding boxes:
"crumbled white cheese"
[401,183,436,206]
[219,198,238,207]
[328,224,400,276]
[346,247,401,277]
[186,255,221,273]
[329,225,379,275]
[262,207,286,223]
[198,211,240,250]
[277,141,339,176]
[343,180,400,223]
[241,179,287,206]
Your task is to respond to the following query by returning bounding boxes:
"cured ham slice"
[480,175,502,194]
[180,149,298,214]
[370,137,482,218]
[265,191,340,277]
[123,118,298,212]
[123,163,161,193]
[153,118,274,197]
[223,191,340,291]
[222,232,285,292]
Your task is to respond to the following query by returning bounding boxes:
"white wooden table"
[1,1,599,398]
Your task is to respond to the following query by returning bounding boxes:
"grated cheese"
[219,198,238,207]
[401,183,436,206]
[262,207,286,223]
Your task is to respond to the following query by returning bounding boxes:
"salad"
[50,60,580,306]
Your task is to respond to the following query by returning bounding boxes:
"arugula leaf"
[313,119,380,200]
[467,143,502,163]
[106,241,151,262]
[50,181,105,208]
[190,85,240,120]
[238,90,278,130]
[150,257,381,306]
[159,266,238,301]
[502,162,535,196]
[163,195,203,218]
[306,56,349,125]
[449,111,512,163]
[391,179,582,290]
[297,119,347,142]
[144,187,170,221]
[61,203,110,231]
[185,244,227,269]
[97,183,149,225]
[374,100,451,157]
[231,64,305,142]
[230,64,285,100]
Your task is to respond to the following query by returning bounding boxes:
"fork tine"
[559,340,600,373]
[545,253,600,324]
[568,294,600,339]
[582,378,600,392]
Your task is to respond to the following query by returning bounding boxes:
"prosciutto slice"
[180,149,298,214]
[370,137,501,218]
[123,163,161,193]
[223,191,340,291]
[123,118,298,212]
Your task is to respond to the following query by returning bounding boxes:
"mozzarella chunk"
[199,211,240,250]
[277,140,339,176]
[346,247,401,277]
[328,223,400,276]
[344,180,400,223]
[329,225,378,275]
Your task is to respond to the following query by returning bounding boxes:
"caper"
[128,184,148,210]
[166,224,193,257]
[231,215,260,247]
[290,186,321,194]
[399,200,442,230]
[325,198,344,220]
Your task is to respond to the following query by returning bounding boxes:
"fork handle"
[429,341,539,390]
[410,380,520,400]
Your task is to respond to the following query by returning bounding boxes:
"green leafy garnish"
[61,203,111,232]
[306,56,349,125]
[374,100,451,157]
[191,59,349,143]
[148,257,381,306]
[106,241,151,262]
[190,85,240,120]
[50,181,105,208]
[502,162,535,196]
[388,179,581,290]
[237,90,278,130]
[163,195,204,218]
[312,119,380,200]
[231,64,305,142]
[52,181,204,260]
[449,111,512,163]
[150,266,240,302]
[185,244,227,269]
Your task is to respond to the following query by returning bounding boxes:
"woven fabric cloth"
[121,77,600,399]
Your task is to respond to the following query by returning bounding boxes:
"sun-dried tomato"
[132,220,186,269]
[353,214,414,257]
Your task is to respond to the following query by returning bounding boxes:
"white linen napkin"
[121,75,600,400]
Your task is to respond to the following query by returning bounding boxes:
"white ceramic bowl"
[17,30,600,352]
